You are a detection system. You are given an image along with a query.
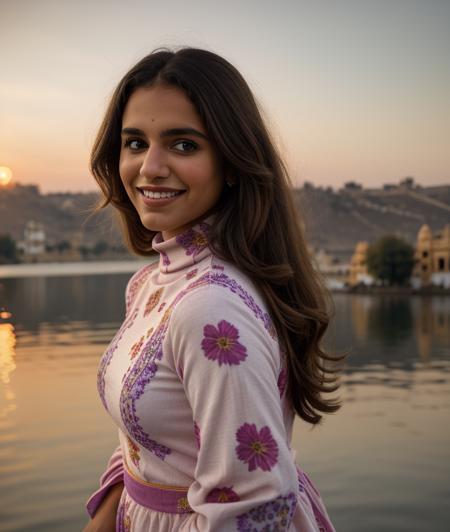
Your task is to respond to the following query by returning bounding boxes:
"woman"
[84,47,343,531]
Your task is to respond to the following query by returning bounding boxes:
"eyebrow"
[121,127,208,140]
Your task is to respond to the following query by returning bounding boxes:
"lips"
[137,187,186,206]
[137,186,186,193]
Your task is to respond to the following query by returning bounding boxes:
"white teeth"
[141,189,182,199]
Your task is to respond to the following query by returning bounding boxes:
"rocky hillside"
[0,184,123,248]
[294,183,450,261]
[1,181,449,261]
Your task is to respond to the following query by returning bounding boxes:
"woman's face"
[119,84,224,240]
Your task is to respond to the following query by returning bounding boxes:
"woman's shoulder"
[173,255,277,342]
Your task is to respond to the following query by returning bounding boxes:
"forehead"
[122,85,204,130]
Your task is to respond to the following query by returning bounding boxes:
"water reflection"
[367,297,413,347]
[327,294,450,372]
[0,275,449,532]
[1,274,129,333]
[0,320,17,419]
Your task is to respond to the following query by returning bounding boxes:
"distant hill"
[294,182,450,261]
[0,184,125,250]
[1,180,449,262]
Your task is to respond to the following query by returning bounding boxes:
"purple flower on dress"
[206,486,240,503]
[277,367,288,398]
[201,320,247,366]
[193,421,201,449]
[236,493,297,531]
[161,249,170,267]
[176,227,209,258]
[235,423,279,472]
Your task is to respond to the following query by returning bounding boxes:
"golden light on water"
[0,166,13,186]
[0,322,16,384]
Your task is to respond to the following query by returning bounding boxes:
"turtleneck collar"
[151,214,216,274]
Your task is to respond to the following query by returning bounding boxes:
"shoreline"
[1,261,449,295]
[332,284,450,296]
[0,260,153,279]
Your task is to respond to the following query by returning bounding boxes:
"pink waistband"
[123,461,194,514]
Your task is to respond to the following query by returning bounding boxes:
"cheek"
[181,158,223,193]
[119,158,136,187]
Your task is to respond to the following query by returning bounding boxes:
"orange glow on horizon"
[0,167,13,186]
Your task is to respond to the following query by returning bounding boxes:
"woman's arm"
[85,445,124,520]
[82,481,124,532]
[168,284,300,531]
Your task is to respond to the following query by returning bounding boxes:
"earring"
[226,178,235,187]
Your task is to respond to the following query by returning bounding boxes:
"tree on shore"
[367,235,414,286]
[0,234,18,264]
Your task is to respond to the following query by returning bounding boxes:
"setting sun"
[0,166,13,186]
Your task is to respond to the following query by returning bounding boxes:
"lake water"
[0,269,449,531]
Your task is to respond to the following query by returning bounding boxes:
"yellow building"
[348,241,373,285]
[348,224,450,288]
[413,224,450,287]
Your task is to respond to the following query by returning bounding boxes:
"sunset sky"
[1,0,449,193]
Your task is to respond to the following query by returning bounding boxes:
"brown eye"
[124,139,146,150]
[172,140,198,153]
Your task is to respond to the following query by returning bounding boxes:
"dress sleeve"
[85,445,124,518]
[168,284,299,531]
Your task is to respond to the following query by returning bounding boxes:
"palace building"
[348,224,450,288]
[412,224,450,288]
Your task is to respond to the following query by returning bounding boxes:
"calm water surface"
[0,271,449,531]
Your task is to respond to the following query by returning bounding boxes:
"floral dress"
[86,214,336,531]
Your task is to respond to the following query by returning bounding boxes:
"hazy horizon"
[1,0,449,193]
[6,175,448,196]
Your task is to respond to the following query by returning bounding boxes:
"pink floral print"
[127,436,140,468]
[186,268,198,280]
[193,421,201,450]
[201,320,247,366]
[277,367,288,398]
[176,224,210,258]
[130,335,144,360]
[144,288,163,317]
[236,492,297,530]
[235,423,279,472]
[206,486,240,503]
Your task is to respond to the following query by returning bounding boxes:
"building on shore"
[411,224,450,288]
[17,221,46,262]
[348,224,450,288]
[348,241,374,286]
[312,247,350,289]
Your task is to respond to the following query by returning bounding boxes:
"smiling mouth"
[138,188,186,200]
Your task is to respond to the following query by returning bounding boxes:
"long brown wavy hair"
[91,47,346,425]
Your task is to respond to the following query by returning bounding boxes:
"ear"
[225,174,236,187]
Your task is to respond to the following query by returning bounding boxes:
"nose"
[139,144,170,180]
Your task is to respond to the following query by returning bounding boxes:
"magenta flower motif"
[176,227,209,258]
[277,367,288,398]
[186,268,198,280]
[160,249,170,266]
[201,320,247,366]
[235,423,279,472]
[236,493,297,530]
[206,486,240,503]
[193,421,201,450]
